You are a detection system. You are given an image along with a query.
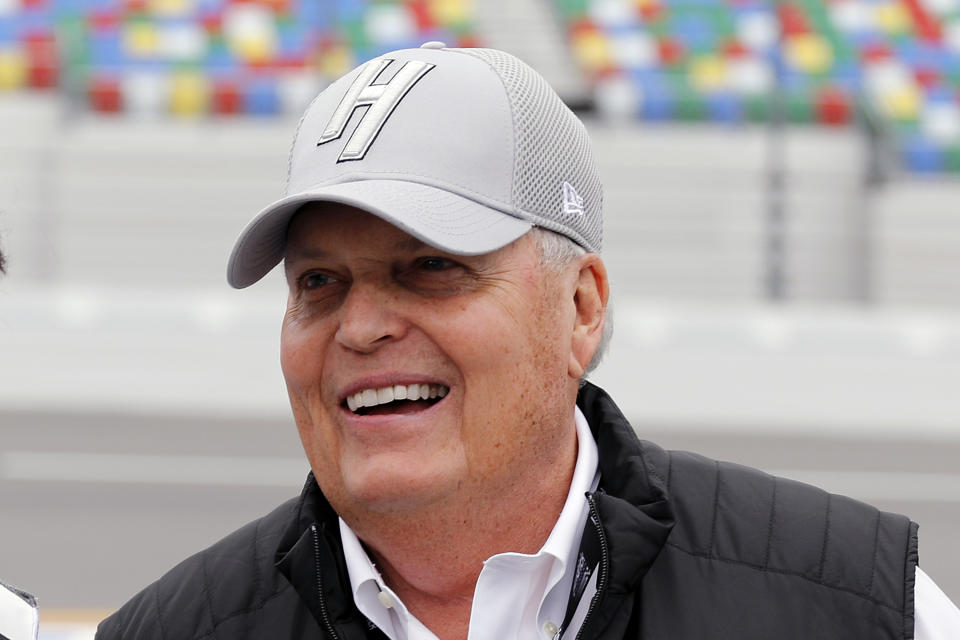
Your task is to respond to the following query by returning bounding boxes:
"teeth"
[345,383,449,412]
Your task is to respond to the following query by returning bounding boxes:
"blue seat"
[244,79,280,115]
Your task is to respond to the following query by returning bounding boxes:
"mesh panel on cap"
[458,48,603,253]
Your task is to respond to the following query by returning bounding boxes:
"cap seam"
[524,213,593,252]
[284,87,329,194]
[449,48,517,209]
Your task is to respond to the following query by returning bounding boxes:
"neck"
[346,425,578,639]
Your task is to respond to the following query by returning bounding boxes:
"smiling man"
[97,45,959,640]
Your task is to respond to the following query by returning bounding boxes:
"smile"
[344,384,449,415]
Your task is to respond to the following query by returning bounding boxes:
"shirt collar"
[339,516,411,636]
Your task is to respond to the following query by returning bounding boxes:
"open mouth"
[343,383,449,416]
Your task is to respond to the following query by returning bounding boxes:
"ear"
[568,254,610,379]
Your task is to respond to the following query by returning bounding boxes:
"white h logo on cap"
[318,58,435,162]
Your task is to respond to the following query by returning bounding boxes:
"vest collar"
[578,382,675,599]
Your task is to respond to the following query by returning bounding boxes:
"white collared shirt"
[916,566,960,640]
[340,406,598,640]
[0,582,38,640]
[339,408,960,640]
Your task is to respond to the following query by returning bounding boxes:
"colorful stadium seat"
[0,0,479,119]
[554,0,960,173]
[0,0,957,173]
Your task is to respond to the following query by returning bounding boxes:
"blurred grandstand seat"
[0,0,478,117]
[553,0,960,173]
[1,0,958,173]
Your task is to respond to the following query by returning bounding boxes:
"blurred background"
[0,0,958,637]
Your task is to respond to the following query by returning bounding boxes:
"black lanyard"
[556,493,603,639]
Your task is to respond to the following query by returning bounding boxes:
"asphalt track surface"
[2,410,958,630]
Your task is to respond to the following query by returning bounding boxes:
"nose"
[335,282,407,353]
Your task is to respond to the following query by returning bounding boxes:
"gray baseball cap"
[227,43,603,289]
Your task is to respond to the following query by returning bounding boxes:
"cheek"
[450,300,566,430]
[280,316,327,389]
[280,320,333,434]
[447,285,568,385]
[281,321,344,489]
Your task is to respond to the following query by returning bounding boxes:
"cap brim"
[227,180,533,288]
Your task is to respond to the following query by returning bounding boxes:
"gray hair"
[528,227,613,376]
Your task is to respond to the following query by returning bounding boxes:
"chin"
[342,461,462,515]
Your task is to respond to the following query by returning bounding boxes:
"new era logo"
[562,181,585,217]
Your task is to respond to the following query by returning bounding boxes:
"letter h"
[317,58,435,162]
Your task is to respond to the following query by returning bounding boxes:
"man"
[97,44,959,639]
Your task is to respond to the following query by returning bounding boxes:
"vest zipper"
[311,524,343,640]
[574,493,610,640]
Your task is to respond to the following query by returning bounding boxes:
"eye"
[300,271,337,289]
[396,256,472,295]
[418,257,457,271]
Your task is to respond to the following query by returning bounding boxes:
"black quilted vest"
[97,383,918,640]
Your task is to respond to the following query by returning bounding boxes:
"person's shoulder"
[657,448,916,610]
[95,496,301,640]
